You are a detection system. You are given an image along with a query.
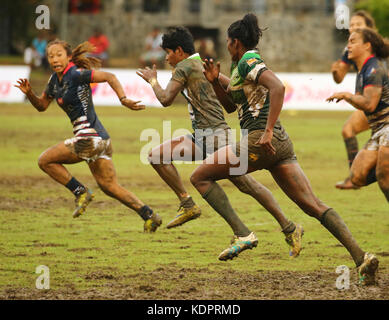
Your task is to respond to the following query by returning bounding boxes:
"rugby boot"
[73,189,94,218]
[166,204,201,229]
[285,224,304,258]
[144,212,162,233]
[218,232,258,261]
[358,252,379,286]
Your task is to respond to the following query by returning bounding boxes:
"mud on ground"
[1,266,388,300]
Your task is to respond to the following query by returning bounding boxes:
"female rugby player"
[137,27,303,257]
[327,28,389,203]
[15,40,162,232]
[331,11,378,189]
[195,14,378,285]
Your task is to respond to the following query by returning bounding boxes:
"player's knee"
[37,155,48,171]
[341,123,354,139]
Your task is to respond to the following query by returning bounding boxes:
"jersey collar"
[62,62,75,76]
[362,54,375,68]
[186,53,201,61]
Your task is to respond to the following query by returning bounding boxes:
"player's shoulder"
[238,51,264,77]
[175,56,200,75]
[238,51,263,66]
[365,57,382,76]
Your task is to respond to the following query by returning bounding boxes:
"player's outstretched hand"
[136,64,158,83]
[14,78,31,94]
[255,129,276,155]
[121,98,146,111]
[326,92,347,103]
[203,59,220,84]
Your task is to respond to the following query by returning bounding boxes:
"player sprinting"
[331,11,378,189]
[327,28,389,203]
[197,13,378,285]
[15,39,162,232]
[137,27,303,257]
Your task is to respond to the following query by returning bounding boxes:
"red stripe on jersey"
[63,62,75,75]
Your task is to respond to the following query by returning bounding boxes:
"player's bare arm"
[203,58,237,113]
[331,60,350,84]
[326,86,382,112]
[92,71,145,110]
[14,78,53,112]
[137,64,184,107]
[254,69,285,155]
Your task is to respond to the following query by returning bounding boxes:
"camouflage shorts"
[64,137,113,163]
[364,125,389,151]
[188,128,232,160]
[232,130,297,170]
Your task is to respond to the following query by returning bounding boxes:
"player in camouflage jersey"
[328,27,389,203]
[15,40,162,233]
[137,27,303,257]
[197,14,378,285]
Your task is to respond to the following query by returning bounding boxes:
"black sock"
[366,167,377,185]
[65,177,86,196]
[344,137,359,168]
[281,221,296,234]
[320,208,365,267]
[180,196,195,209]
[138,205,153,221]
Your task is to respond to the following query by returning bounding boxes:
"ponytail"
[46,40,101,70]
[357,28,389,60]
[228,13,265,49]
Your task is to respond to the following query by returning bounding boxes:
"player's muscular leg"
[270,161,365,266]
[350,150,377,187]
[229,174,291,229]
[342,110,370,138]
[38,142,83,185]
[88,158,144,211]
[376,146,389,202]
[270,162,328,220]
[148,135,200,201]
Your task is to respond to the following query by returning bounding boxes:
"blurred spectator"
[69,0,101,13]
[139,27,165,68]
[194,38,216,61]
[24,31,48,70]
[88,28,110,66]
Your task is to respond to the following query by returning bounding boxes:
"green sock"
[320,208,365,267]
[202,182,250,237]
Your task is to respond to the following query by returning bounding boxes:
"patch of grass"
[0,104,387,299]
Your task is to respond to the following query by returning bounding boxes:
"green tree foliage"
[355,0,389,37]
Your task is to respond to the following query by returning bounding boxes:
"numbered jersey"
[171,53,229,131]
[229,50,285,134]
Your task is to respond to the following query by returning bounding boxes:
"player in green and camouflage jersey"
[196,14,378,285]
[137,27,303,257]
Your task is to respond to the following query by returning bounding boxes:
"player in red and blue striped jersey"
[15,40,162,232]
